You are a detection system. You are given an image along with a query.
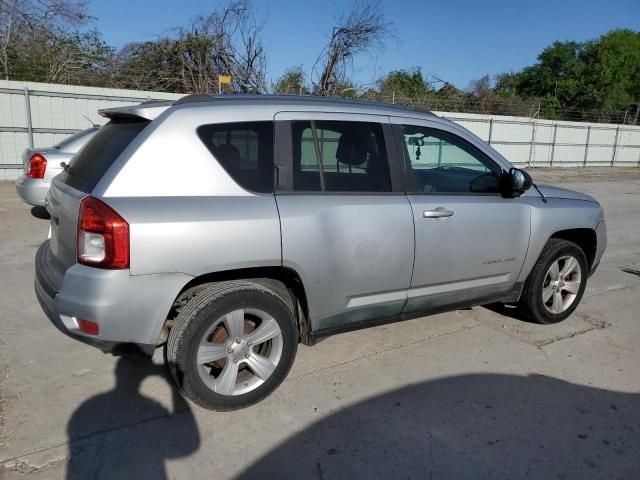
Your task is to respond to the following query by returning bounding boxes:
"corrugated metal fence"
[441,112,640,169]
[0,80,181,180]
[1,80,639,181]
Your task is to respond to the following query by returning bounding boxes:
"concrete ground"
[0,168,639,480]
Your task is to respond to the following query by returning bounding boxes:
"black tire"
[165,280,298,411]
[520,239,588,324]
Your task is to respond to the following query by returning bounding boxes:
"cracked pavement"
[1,168,639,479]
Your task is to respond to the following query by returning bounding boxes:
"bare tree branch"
[0,0,88,79]
[173,0,267,93]
[312,0,390,96]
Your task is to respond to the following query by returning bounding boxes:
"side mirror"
[505,168,532,197]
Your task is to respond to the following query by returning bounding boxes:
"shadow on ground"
[30,206,50,219]
[239,374,639,480]
[621,267,640,278]
[65,356,199,480]
[483,302,536,323]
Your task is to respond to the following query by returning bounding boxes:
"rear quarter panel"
[94,103,283,277]
[106,194,282,277]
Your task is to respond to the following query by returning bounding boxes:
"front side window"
[291,121,392,192]
[401,125,502,194]
[198,122,274,193]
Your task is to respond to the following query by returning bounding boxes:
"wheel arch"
[159,266,313,347]
[549,228,597,269]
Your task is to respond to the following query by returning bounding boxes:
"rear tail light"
[77,196,129,269]
[26,153,47,178]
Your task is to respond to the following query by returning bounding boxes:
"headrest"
[335,132,369,166]
[215,143,241,164]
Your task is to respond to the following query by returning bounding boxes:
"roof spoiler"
[98,100,175,121]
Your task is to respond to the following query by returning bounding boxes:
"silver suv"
[35,95,606,410]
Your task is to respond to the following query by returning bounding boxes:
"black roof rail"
[174,94,215,105]
[168,93,435,116]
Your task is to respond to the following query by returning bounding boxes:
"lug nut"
[245,354,250,359]
[247,341,252,346]
[227,348,233,354]
[233,358,238,364]
[235,337,241,343]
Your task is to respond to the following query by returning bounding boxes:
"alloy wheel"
[541,255,582,314]
[196,308,283,396]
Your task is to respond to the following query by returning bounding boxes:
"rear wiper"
[60,161,77,176]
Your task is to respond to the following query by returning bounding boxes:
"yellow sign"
[219,75,231,84]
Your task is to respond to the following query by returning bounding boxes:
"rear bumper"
[34,241,192,356]
[15,175,50,207]
[34,273,149,355]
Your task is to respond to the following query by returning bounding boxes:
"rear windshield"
[59,120,149,192]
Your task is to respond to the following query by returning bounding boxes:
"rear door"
[392,117,531,313]
[273,112,415,334]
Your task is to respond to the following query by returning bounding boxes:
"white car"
[15,127,99,207]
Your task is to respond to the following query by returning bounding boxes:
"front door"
[393,118,531,313]
[274,112,415,333]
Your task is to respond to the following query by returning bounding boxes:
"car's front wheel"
[520,239,588,324]
[166,280,298,410]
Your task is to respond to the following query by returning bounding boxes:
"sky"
[90,0,640,90]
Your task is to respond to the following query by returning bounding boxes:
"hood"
[536,184,598,204]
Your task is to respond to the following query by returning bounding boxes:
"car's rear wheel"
[520,239,588,324]
[166,280,298,410]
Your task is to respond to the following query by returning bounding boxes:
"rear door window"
[59,120,149,192]
[197,122,274,193]
[291,120,392,192]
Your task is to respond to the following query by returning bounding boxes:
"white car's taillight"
[77,196,129,269]
[26,153,47,178]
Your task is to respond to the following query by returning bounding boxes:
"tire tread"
[520,238,588,324]
[166,280,297,410]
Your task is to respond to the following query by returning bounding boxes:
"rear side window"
[197,122,274,193]
[59,120,148,192]
[291,120,392,192]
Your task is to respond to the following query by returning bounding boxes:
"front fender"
[516,197,603,283]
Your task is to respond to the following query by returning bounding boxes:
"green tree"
[7,28,113,85]
[515,40,585,107]
[273,65,309,94]
[113,39,183,92]
[502,29,640,122]
[0,0,89,80]
[580,29,640,119]
[377,67,432,99]
[494,72,520,97]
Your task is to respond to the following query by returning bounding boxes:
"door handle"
[423,207,454,219]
